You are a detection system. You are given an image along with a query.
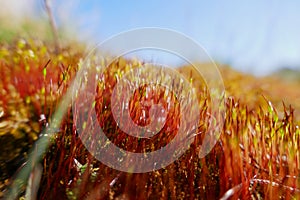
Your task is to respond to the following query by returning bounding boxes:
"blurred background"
[1,0,300,76]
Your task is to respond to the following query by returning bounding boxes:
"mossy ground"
[0,38,299,199]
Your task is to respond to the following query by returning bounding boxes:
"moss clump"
[0,38,299,199]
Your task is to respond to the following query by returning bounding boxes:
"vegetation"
[0,7,299,197]
[0,37,299,199]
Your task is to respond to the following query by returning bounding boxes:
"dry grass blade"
[219,183,243,200]
[44,0,61,53]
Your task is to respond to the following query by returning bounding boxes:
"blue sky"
[6,0,300,76]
